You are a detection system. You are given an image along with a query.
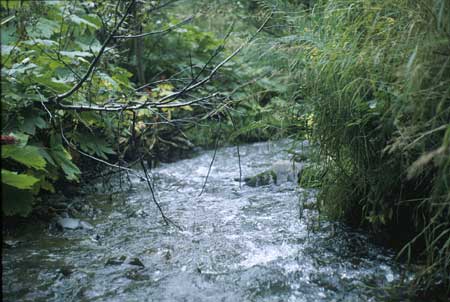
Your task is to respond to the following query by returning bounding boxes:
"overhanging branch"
[52,0,136,103]
[113,16,193,39]
[52,13,273,113]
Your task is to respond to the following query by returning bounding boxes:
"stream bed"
[2,140,410,301]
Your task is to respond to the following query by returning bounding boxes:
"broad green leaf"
[6,62,38,76]
[50,145,81,181]
[33,75,71,93]
[78,133,115,159]
[20,113,48,135]
[38,148,56,166]
[2,145,47,170]
[39,178,55,193]
[27,18,59,39]
[83,14,102,29]
[1,169,39,189]
[69,15,98,29]
[75,39,101,52]
[99,73,118,89]
[52,76,76,85]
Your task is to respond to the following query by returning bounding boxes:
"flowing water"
[2,140,409,301]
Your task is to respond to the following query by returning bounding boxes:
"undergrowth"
[236,0,450,295]
[284,0,450,293]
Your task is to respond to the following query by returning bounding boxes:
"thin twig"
[52,12,273,112]
[139,157,183,231]
[55,92,222,111]
[53,0,136,103]
[60,124,137,174]
[113,16,193,39]
[236,143,242,189]
[130,111,182,230]
[199,126,221,196]
[227,110,242,189]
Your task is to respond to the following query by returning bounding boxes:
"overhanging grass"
[281,0,449,293]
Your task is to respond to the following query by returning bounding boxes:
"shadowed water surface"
[2,140,409,301]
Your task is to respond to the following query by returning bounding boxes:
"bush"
[290,0,450,291]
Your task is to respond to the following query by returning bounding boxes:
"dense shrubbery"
[260,0,449,292]
[0,1,235,216]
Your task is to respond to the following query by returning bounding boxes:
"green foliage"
[2,145,46,170]
[1,0,235,215]
[0,1,115,216]
[1,170,39,189]
[263,0,450,292]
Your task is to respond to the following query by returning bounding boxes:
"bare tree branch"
[53,0,136,103]
[51,13,273,113]
[113,16,193,39]
[54,92,222,112]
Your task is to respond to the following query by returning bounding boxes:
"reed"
[291,0,450,292]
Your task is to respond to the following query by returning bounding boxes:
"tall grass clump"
[285,0,450,293]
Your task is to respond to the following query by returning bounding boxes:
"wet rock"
[79,220,94,230]
[243,170,277,187]
[57,217,81,229]
[272,160,303,183]
[128,257,145,268]
[59,211,70,218]
[90,233,101,243]
[125,269,149,281]
[3,240,20,248]
[105,256,145,268]
[56,217,94,230]
[242,160,304,187]
[128,209,149,218]
[105,255,127,266]
[59,266,74,277]
[34,206,58,221]
[68,207,80,217]
[164,250,172,261]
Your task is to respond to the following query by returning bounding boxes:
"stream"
[2,140,410,301]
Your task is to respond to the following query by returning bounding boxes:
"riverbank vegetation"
[1,0,449,298]
[282,0,450,294]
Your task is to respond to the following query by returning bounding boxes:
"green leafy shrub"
[1,1,239,216]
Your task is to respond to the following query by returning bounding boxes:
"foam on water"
[2,139,410,302]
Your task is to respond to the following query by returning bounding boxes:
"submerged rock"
[242,160,304,187]
[125,269,149,281]
[56,217,94,230]
[58,266,75,277]
[57,217,80,229]
[243,170,277,187]
[105,255,127,266]
[105,256,145,268]
[3,240,21,248]
[79,220,94,230]
[128,257,145,268]
[272,160,303,183]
